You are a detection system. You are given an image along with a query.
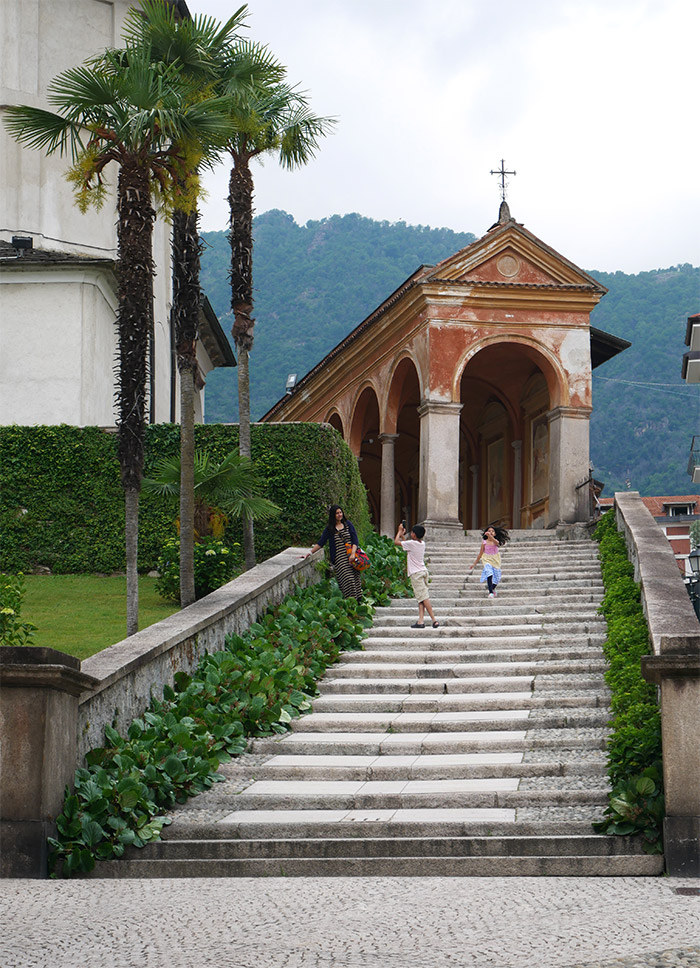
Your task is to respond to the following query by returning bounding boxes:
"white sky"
[192,0,700,274]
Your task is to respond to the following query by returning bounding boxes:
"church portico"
[263,207,628,533]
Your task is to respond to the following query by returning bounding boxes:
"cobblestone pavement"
[2,876,699,968]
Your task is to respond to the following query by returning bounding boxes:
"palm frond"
[2,105,85,158]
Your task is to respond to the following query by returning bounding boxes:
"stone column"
[511,440,522,528]
[547,406,592,526]
[417,400,464,539]
[469,464,480,530]
[642,652,700,876]
[378,433,399,537]
[0,647,97,878]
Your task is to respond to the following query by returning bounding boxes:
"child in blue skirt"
[469,525,510,597]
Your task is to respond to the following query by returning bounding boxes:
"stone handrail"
[614,491,700,655]
[77,547,322,760]
[613,492,700,877]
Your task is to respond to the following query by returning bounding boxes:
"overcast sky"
[192,0,699,275]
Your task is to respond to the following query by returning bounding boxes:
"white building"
[0,0,233,427]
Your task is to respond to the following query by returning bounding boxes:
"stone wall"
[77,548,322,761]
[614,492,700,877]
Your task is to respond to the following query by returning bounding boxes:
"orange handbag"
[345,543,370,571]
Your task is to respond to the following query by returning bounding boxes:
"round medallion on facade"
[497,254,520,277]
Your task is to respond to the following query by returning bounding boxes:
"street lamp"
[689,547,700,576]
[686,546,700,621]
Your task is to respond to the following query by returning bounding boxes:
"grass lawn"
[22,575,180,661]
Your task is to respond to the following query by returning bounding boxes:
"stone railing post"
[614,491,700,877]
[0,647,97,878]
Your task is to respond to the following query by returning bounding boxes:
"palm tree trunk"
[172,207,201,607]
[179,366,196,604]
[228,157,256,570]
[116,162,155,636]
[125,486,139,636]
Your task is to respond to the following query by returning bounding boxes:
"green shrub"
[48,545,413,875]
[155,536,241,603]
[592,510,663,854]
[0,572,37,646]
[0,423,370,574]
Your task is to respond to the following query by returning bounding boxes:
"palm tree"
[3,48,231,635]
[142,449,280,538]
[221,79,336,570]
[119,1,282,605]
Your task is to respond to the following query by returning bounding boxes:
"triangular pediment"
[426,220,605,291]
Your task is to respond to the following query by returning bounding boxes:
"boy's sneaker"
[488,592,495,598]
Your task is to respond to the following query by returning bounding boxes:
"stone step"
[253,753,606,781]
[319,675,606,694]
[313,691,609,713]
[374,610,605,624]
[289,710,609,733]
[251,729,608,755]
[90,850,662,878]
[327,659,607,678]
[363,629,606,643]
[339,647,607,663]
[229,781,610,812]
[310,692,608,712]
[126,832,644,862]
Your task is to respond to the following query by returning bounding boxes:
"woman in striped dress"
[308,504,362,600]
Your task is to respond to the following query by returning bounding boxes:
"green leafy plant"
[593,765,664,854]
[591,510,664,853]
[155,536,240,603]
[48,561,387,876]
[0,572,37,647]
[360,533,412,605]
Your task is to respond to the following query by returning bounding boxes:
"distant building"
[599,495,700,575]
[0,0,233,428]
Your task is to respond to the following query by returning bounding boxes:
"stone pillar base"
[420,518,465,543]
[0,647,97,878]
[0,820,54,878]
[664,816,700,877]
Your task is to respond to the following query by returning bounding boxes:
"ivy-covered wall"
[0,423,371,574]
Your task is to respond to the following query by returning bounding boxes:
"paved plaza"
[1,875,699,968]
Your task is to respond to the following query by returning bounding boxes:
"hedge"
[0,423,372,574]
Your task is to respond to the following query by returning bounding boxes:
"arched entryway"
[385,357,422,532]
[325,410,344,437]
[349,385,381,525]
[458,340,564,529]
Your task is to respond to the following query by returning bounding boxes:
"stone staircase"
[102,530,663,877]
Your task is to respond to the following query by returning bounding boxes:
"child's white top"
[401,539,426,576]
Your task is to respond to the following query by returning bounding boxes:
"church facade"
[263,205,628,536]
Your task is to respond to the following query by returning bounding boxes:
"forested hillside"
[200,211,699,497]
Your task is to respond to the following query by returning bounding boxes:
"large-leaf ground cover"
[49,535,410,876]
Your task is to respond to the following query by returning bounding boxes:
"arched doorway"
[325,411,344,437]
[458,341,562,529]
[349,386,381,526]
[386,357,421,529]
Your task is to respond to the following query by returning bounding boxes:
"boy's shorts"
[410,569,430,603]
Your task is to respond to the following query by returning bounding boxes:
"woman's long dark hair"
[328,504,346,531]
[482,525,510,546]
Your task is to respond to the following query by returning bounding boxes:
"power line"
[595,375,700,400]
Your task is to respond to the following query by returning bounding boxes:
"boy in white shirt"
[394,522,439,629]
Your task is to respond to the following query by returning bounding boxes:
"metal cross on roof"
[490,159,516,202]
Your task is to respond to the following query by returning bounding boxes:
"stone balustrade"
[0,548,322,877]
[614,491,700,877]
